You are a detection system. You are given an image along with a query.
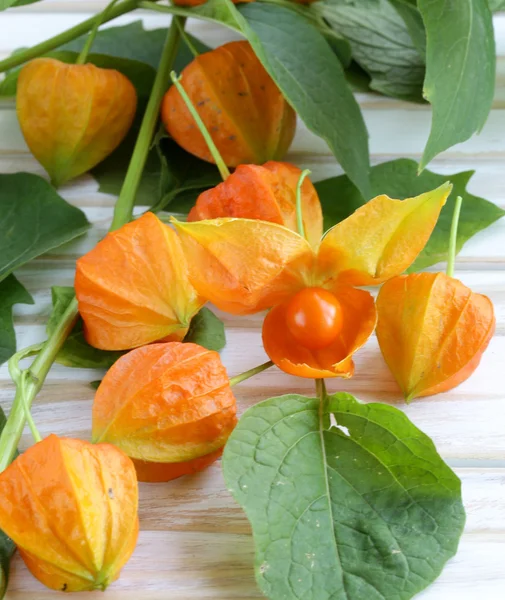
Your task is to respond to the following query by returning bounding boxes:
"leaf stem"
[0,298,78,472]
[176,19,200,59]
[0,0,145,74]
[446,195,463,278]
[76,0,123,65]
[229,361,274,387]
[170,71,231,181]
[295,169,311,240]
[0,18,186,472]
[110,18,186,229]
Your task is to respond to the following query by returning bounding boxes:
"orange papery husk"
[132,449,223,483]
[75,212,204,351]
[0,435,139,592]
[188,161,323,248]
[262,286,377,378]
[376,272,496,401]
[92,342,237,482]
[17,58,137,187]
[161,40,296,167]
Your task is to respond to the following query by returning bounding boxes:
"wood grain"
[1,6,504,600]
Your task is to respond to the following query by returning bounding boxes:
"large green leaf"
[488,0,505,11]
[418,0,495,169]
[0,275,33,367]
[0,408,16,598]
[223,392,465,600]
[315,0,425,102]
[388,0,426,57]
[235,2,371,199]
[183,307,226,352]
[0,174,90,282]
[48,287,123,370]
[316,158,505,270]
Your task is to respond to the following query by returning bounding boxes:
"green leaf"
[93,131,221,209]
[488,0,505,11]
[223,392,465,600]
[48,287,123,369]
[61,20,208,70]
[388,0,426,57]
[183,307,226,352]
[315,158,505,270]
[418,0,495,169]
[0,275,33,367]
[0,51,156,100]
[0,174,90,282]
[315,0,425,102]
[0,0,40,9]
[235,2,371,199]
[0,407,16,597]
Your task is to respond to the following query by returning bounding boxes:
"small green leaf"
[48,287,123,369]
[0,407,16,598]
[316,158,505,270]
[235,1,372,199]
[0,174,90,282]
[0,275,33,367]
[223,392,465,600]
[183,308,226,352]
[315,0,425,102]
[418,0,495,168]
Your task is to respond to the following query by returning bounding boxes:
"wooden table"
[1,3,505,599]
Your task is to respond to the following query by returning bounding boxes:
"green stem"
[0,299,78,472]
[0,18,185,472]
[170,71,231,181]
[76,0,124,65]
[110,20,186,229]
[229,361,274,387]
[295,169,311,240]
[446,195,463,278]
[176,18,200,59]
[0,0,145,74]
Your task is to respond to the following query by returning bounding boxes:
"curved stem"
[76,0,124,65]
[176,19,200,58]
[0,298,78,472]
[229,361,274,387]
[0,0,143,74]
[295,169,311,240]
[170,71,230,181]
[110,18,186,229]
[446,195,463,278]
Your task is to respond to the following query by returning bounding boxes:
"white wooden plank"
[5,531,505,599]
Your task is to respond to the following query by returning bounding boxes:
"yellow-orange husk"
[262,286,377,378]
[161,41,296,167]
[0,435,139,592]
[75,212,204,350]
[17,58,137,187]
[376,272,496,401]
[172,217,315,315]
[188,161,323,248]
[92,342,237,470]
[316,183,452,287]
